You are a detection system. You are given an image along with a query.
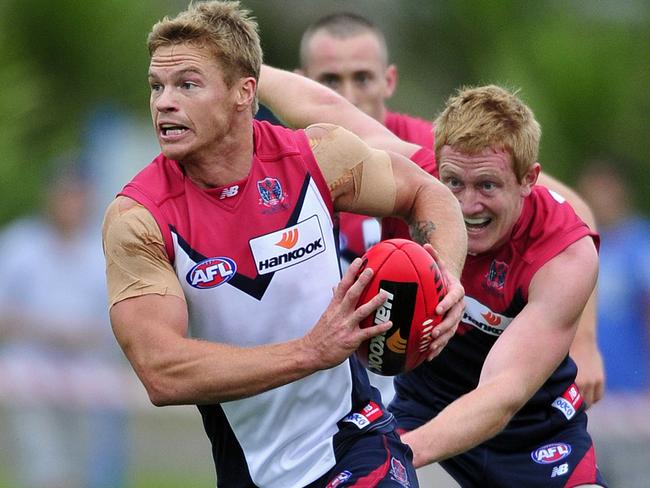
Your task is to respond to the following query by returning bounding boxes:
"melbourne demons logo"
[257,177,286,208]
[486,259,508,290]
[186,257,237,289]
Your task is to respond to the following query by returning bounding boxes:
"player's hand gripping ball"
[356,239,447,375]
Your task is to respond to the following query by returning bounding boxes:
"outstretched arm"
[538,172,604,406]
[402,235,598,465]
[259,65,422,160]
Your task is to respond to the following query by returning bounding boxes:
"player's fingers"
[334,257,365,300]
[358,319,392,342]
[353,288,387,323]
[436,273,464,316]
[341,266,375,309]
[423,242,438,259]
[581,385,594,410]
[592,381,605,406]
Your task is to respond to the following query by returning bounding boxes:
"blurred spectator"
[0,155,130,488]
[577,158,650,393]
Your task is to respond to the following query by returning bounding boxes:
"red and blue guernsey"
[391,186,599,448]
[120,121,393,488]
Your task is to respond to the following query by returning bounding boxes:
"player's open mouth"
[160,123,189,136]
[464,216,491,230]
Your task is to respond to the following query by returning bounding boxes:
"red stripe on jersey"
[564,445,597,487]
[349,436,391,487]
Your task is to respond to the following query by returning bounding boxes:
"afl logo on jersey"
[186,257,237,289]
[531,442,572,464]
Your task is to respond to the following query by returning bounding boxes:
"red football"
[355,239,447,376]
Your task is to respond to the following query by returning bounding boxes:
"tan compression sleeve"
[102,197,185,309]
[307,123,396,216]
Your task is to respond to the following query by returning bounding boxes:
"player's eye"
[481,181,496,192]
[354,72,372,86]
[319,75,340,89]
[446,177,463,189]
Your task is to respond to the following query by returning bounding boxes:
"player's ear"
[235,77,256,112]
[384,64,398,98]
[521,162,541,197]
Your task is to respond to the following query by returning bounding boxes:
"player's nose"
[339,82,358,105]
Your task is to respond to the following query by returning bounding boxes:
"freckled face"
[148,43,238,164]
[438,145,538,255]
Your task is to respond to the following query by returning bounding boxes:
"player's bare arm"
[538,172,604,406]
[103,197,392,405]
[401,235,598,467]
[259,65,422,170]
[307,124,466,355]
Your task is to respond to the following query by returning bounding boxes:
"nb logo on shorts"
[551,463,569,477]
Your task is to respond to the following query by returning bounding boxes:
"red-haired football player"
[259,66,607,487]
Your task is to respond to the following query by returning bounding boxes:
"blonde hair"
[148,1,262,111]
[434,85,541,181]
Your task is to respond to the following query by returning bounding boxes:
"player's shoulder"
[102,196,160,250]
[306,123,370,155]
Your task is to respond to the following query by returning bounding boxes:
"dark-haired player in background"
[298,12,435,266]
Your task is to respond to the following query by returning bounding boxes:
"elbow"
[496,396,529,432]
[139,369,176,407]
[133,360,182,407]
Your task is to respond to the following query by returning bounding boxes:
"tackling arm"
[538,172,604,406]
[401,235,599,466]
[259,65,422,161]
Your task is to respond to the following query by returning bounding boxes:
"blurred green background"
[1,0,648,227]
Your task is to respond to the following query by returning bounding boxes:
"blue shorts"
[437,413,607,488]
[307,431,418,488]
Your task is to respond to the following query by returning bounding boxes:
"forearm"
[405,178,467,279]
[112,295,321,406]
[134,333,319,406]
[402,384,520,465]
[259,65,412,155]
[260,65,368,134]
[571,287,598,348]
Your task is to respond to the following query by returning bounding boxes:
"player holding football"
[257,67,607,486]
[101,2,468,487]
[294,12,605,411]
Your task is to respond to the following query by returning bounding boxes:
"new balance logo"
[276,228,299,249]
[551,463,569,477]
[220,185,239,199]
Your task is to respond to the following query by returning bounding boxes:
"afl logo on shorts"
[531,442,572,464]
[187,257,237,289]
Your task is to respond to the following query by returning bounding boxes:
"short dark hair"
[299,12,388,68]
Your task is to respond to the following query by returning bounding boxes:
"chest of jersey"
[167,158,340,346]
